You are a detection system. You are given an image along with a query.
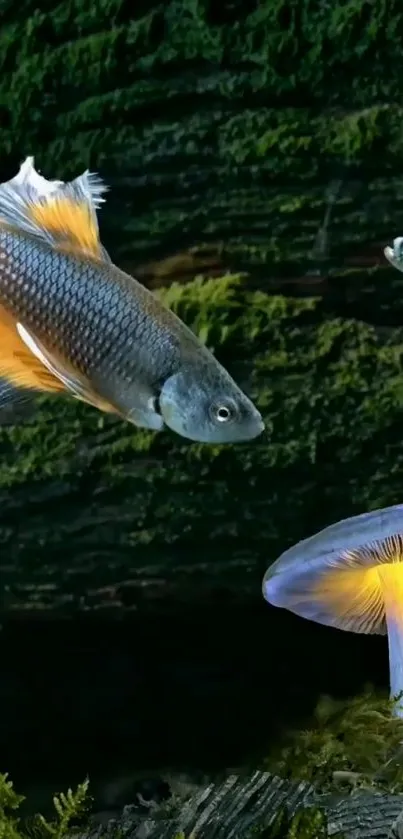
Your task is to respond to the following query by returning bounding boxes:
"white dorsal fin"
[7,156,64,195]
[0,156,111,262]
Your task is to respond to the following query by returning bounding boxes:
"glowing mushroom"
[262,504,403,716]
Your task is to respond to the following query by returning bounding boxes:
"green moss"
[0,0,402,276]
[2,271,403,610]
[264,691,403,793]
[0,775,90,838]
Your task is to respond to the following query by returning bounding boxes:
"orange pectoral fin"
[0,306,120,418]
[0,306,66,394]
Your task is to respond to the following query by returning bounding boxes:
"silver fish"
[0,157,264,444]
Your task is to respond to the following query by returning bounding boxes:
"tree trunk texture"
[1,0,403,614]
[71,770,403,839]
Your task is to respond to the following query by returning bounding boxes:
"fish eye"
[211,401,237,424]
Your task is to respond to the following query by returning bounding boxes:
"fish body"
[385,237,403,273]
[0,158,264,443]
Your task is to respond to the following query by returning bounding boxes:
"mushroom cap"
[262,504,403,635]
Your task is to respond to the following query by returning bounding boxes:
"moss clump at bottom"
[0,775,90,838]
[263,689,403,793]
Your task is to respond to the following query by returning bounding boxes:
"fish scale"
[0,226,177,386]
[0,157,264,442]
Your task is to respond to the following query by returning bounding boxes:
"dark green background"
[0,0,403,614]
[1,2,403,822]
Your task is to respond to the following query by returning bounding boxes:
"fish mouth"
[238,415,265,442]
[254,416,265,438]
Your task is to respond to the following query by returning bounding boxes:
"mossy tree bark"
[0,0,402,286]
[71,770,403,839]
[0,0,403,613]
[1,277,403,614]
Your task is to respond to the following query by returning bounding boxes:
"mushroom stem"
[378,565,403,717]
